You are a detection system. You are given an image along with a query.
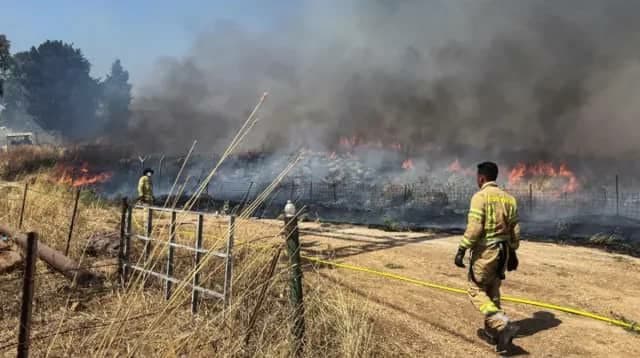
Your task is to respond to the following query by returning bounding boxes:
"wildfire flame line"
[508,161,579,193]
[55,162,113,187]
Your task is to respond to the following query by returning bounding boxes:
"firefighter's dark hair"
[477,162,498,181]
[143,168,154,175]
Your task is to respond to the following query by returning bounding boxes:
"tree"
[101,59,132,133]
[0,34,10,98]
[13,40,100,138]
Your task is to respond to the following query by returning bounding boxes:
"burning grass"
[0,144,120,188]
[0,178,383,357]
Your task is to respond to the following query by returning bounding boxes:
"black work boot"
[477,321,498,346]
[496,323,519,354]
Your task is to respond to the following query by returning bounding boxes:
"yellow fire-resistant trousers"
[468,244,509,333]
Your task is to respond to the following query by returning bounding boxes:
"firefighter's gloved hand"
[455,247,467,268]
[507,247,519,271]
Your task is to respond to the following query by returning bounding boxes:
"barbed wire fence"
[182,176,640,223]
[0,184,240,356]
[2,171,639,356]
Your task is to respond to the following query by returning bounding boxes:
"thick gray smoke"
[128,0,640,161]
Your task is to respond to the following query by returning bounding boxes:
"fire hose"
[302,255,640,333]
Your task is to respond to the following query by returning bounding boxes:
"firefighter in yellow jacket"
[454,162,521,353]
[137,168,154,205]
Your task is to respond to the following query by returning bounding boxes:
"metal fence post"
[283,202,305,357]
[165,211,177,300]
[191,214,204,314]
[239,182,254,213]
[64,188,81,256]
[19,182,28,229]
[124,205,132,283]
[616,175,620,217]
[144,207,153,264]
[309,181,313,202]
[158,155,165,186]
[332,183,337,202]
[528,183,533,213]
[223,215,236,310]
[18,232,38,358]
[118,198,129,284]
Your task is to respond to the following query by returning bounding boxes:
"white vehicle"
[6,132,36,149]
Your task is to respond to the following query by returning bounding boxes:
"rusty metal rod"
[19,183,28,229]
[243,246,282,346]
[64,188,81,256]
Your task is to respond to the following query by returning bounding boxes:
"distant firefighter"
[454,162,521,353]
[137,168,154,205]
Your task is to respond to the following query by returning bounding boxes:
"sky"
[1,0,297,86]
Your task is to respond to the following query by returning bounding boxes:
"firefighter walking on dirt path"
[137,168,154,205]
[454,162,521,354]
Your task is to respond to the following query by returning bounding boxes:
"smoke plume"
[127,0,640,161]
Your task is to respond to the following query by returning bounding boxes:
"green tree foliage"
[12,40,100,138]
[101,59,132,133]
[0,34,9,72]
[0,34,11,98]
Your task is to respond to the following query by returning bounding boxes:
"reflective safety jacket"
[460,181,520,250]
[137,175,153,203]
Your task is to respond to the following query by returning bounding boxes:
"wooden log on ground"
[0,224,100,286]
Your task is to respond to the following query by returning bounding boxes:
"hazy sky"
[1,0,297,86]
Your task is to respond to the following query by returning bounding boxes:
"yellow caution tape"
[302,255,640,333]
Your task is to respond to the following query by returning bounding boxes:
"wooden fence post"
[19,182,28,229]
[18,232,37,358]
[64,188,81,256]
[165,211,177,300]
[191,214,204,314]
[223,215,236,310]
[283,202,305,356]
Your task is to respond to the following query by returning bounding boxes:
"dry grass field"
[0,150,639,357]
[0,177,379,357]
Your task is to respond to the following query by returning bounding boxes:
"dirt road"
[269,220,640,357]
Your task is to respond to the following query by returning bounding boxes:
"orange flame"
[56,162,113,187]
[508,161,579,193]
[508,163,527,184]
[447,159,474,176]
[402,159,414,170]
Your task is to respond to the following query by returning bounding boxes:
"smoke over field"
[126,0,640,163]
